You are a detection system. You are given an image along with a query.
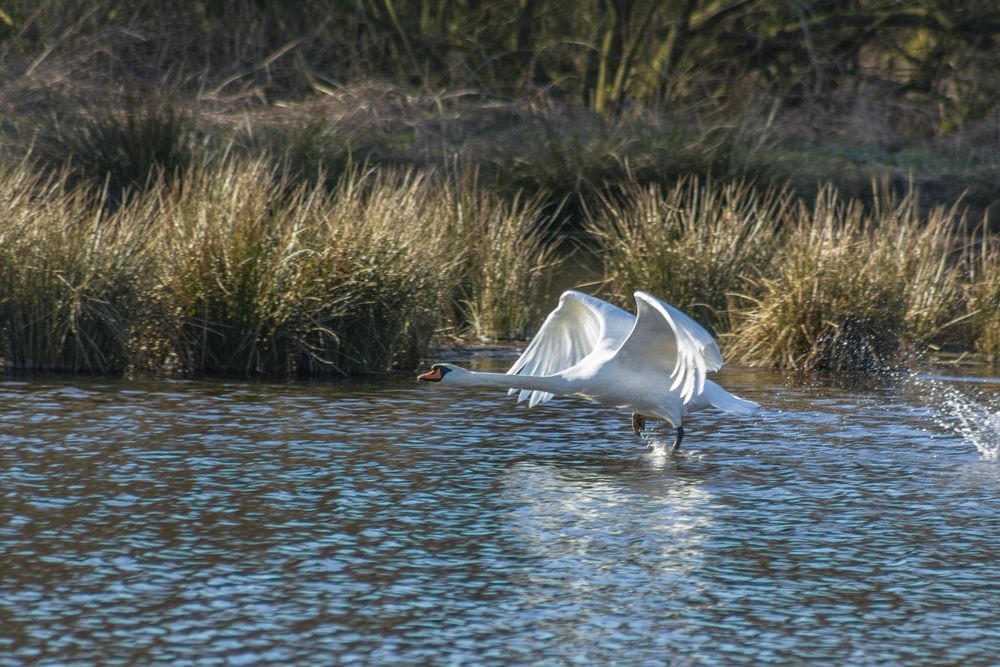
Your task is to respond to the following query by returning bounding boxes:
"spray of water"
[904,372,1000,460]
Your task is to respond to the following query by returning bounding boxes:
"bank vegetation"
[1,1,999,373]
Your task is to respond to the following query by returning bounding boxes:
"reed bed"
[586,176,976,371]
[450,184,559,341]
[0,159,558,375]
[588,177,792,332]
[967,231,1000,359]
[0,166,154,373]
[1,155,998,376]
[156,161,464,376]
[727,187,966,371]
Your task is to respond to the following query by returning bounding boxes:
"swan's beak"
[417,367,443,382]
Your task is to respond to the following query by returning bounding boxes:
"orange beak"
[417,367,443,382]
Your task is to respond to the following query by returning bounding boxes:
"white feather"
[424,289,758,430]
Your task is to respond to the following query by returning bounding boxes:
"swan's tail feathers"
[710,391,760,416]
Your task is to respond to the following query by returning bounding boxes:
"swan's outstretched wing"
[614,291,723,404]
[507,290,633,407]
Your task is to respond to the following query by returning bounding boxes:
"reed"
[0,147,987,378]
[156,160,458,376]
[727,186,965,371]
[31,96,199,204]
[0,165,153,373]
[448,180,559,340]
[587,177,791,332]
[967,230,1000,359]
[305,168,460,373]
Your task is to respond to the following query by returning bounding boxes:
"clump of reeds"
[728,186,964,371]
[33,96,198,203]
[0,164,153,373]
[447,176,559,340]
[305,168,460,373]
[0,152,559,377]
[156,159,459,376]
[587,177,791,332]
[155,159,313,375]
[966,230,1000,359]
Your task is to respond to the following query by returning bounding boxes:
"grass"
[0,165,153,373]
[156,160,461,376]
[0,157,558,376]
[448,179,560,341]
[0,154,997,376]
[967,230,1000,359]
[727,186,966,371]
[587,177,791,333]
[5,3,1000,375]
[31,96,199,204]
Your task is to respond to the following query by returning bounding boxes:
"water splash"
[644,438,674,459]
[904,372,1000,460]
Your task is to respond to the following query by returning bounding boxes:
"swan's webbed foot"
[672,426,684,452]
[631,413,646,435]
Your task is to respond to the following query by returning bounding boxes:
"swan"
[418,290,758,450]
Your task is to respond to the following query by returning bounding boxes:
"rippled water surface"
[3,359,1000,665]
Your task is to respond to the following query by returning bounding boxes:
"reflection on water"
[2,364,1000,664]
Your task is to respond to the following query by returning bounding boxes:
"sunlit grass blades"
[588,177,790,333]
[0,166,152,373]
[157,161,459,376]
[728,186,965,371]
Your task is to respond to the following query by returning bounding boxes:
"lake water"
[2,356,1000,665]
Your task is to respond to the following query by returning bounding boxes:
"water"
[2,359,1000,665]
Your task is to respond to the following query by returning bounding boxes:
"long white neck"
[448,369,569,395]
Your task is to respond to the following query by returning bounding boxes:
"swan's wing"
[507,290,633,407]
[614,291,724,404]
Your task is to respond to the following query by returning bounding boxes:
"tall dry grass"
[448,181,559,340]
[0,165,154,373]
[1,150,995,377]
[967,230,1000,359]
[0,154,563,376]
[588,177,791,332]
[156,161,461,376]
[727,187,965,371]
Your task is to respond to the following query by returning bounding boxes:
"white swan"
[418,290,758,449]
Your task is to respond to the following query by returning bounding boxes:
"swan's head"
[417,363,465,383]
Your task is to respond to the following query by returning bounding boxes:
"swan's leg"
[671,426,684,451]
[631,413,646,434]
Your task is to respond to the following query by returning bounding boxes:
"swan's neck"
[452,370,569,395]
